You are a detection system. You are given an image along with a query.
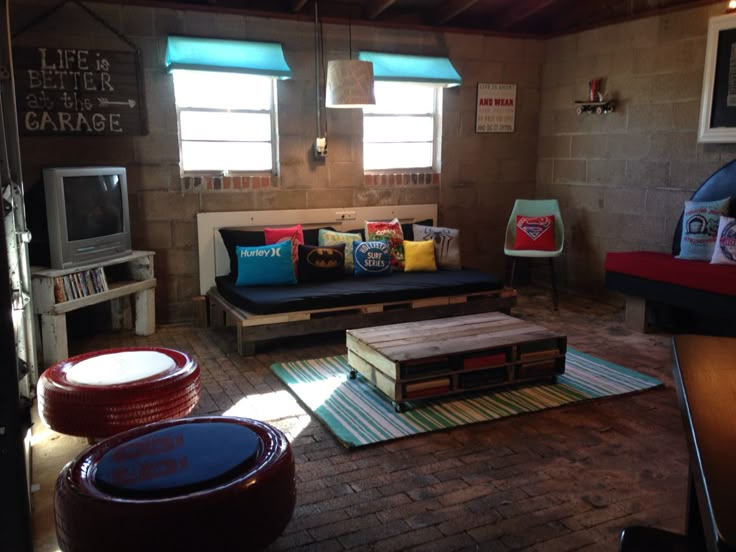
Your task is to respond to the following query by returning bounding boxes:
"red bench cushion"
[604,251,736,297]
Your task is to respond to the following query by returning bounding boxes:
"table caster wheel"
[349,369,357,380]
[576,106,583,115]
[595,106,603,115]
[394,403,404,413]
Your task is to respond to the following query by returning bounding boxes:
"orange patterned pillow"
[365,218,404,270]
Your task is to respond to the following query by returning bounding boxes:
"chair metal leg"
[549,257,559,310]
[509,257,516,288]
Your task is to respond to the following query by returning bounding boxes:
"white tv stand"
[31,250,156,367]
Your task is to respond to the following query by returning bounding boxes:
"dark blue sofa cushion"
[215,269,503,314]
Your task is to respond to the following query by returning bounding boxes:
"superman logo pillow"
[514,215,556,251]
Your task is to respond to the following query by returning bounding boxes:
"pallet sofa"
[604,160,736,332]
[197,205,517,355]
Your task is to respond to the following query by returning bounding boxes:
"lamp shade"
[325,60,375,108]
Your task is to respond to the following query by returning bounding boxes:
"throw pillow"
[264,224,304,272]
[413,224,462,270]
[318,229,362,273]
[303,227,333,246]
[235,241,296,286]
[710,215,736,265]
[365,218,405,270]
[677,198,730,260]
[353,241,391,276]
[403,240,437,272]
[298,244,346,282]
[218,228,265,276]
[514,215,556,251]
[401,219,433,241]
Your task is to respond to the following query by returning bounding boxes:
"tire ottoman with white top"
[37,347,200,439]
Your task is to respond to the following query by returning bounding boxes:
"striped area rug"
[270,348,662,448]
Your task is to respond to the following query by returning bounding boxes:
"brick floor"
[30,288,688,551]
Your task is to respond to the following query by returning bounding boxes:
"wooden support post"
[134,288,155,336]
[41,314,67,366]
[236,326,256,356]
[624,296,651,332]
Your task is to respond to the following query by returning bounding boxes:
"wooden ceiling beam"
[433,0,480,25]
[290,0,309,12]
[365,0,398,19]
[493,0,559,30]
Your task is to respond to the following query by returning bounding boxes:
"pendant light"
[326,14,375,108]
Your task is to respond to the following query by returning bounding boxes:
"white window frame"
[172,73,280,176]
[363,82,443,173]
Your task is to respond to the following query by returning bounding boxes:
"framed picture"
[698,13,736,142]
[476,83,516,133]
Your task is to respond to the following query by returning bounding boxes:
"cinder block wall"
[537,4,736,294]
[14,1,543,323]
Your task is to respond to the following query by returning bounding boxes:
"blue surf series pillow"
[353,241,391,276]
[235,241,296,286]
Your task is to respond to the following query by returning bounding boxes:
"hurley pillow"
[514,215,556,251]
[403,240,437,272]
[298,244,345,282]
[677,198,730,260]
[264,225,304,272]
[365,218,405,270]
[235,241,296,286]
[413,224,461,270]
[318,229,362,273]
[218,228,265,276]
[353,241,391,276]
[710,215,736,265]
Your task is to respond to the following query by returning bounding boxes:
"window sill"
[181,174,274,192]
[364,172,440,187]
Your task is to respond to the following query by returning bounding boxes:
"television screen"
[63,175,124,241]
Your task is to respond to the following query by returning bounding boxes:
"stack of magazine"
[53,267,109,303]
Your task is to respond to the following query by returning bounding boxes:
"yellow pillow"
[403,240,437,272]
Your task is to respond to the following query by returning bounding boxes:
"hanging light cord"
[314,0,321,137]
[348,14,352,59]
[314,0,327,137]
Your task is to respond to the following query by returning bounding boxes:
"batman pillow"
[298,243,346,282]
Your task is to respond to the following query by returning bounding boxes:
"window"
[172,70,277,173]
[363,81,441,171]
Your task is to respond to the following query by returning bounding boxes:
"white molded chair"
[504,199,564,309]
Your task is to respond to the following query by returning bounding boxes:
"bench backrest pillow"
[672,159,736,256]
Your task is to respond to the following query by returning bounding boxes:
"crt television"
[43,166,132,269]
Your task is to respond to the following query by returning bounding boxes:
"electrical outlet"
[335,211,356,221]
[313,137,327,160]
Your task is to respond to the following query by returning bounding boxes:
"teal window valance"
[358,51,461,87]
[165,36,292,79]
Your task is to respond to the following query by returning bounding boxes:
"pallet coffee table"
[346,312,566,412]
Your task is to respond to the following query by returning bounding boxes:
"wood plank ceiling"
[146,0,726,36]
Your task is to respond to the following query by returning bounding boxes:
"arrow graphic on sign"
[97,98,136,108]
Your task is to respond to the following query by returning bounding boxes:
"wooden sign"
[476,83,516,133]
[13,46,147,136]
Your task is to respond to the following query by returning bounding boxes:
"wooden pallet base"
[346,312,566,412]
[205,287,518,356]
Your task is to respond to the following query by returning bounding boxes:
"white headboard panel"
[196,204,438,295]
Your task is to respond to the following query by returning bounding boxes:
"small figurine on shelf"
[589,78,603,102]
[575,77,615,115]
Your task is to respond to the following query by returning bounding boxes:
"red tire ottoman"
[37,347,200,439]
[54,416,295,552]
